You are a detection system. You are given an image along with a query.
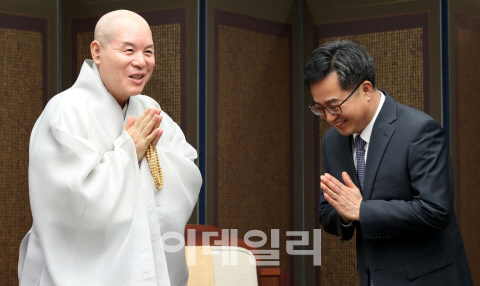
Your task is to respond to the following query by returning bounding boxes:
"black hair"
[304,40,376,90]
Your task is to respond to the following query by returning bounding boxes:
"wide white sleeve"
[153,115,201,215]
[147,115,202,286]
[27,110,155,285]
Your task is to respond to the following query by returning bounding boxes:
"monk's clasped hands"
[125,108,163,161]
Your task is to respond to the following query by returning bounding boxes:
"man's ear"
[361,80,374,101]
[90,40,101,64]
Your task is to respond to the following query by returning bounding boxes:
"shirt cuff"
[341,220,353,227]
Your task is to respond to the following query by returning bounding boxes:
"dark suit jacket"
[319,92,472,286]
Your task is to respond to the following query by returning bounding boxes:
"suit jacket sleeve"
[319,135,356,241]
[359,119,453,240]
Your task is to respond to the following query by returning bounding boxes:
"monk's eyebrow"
[121,41,154,50]
[121,41,135,47]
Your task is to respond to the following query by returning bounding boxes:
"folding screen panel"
[454,12,480,283]
[214,9,294,275]
[0,12,47,285]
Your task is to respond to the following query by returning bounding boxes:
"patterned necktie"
[355,135,366,191]
[355,135,374,286]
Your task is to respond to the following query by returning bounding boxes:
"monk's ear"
[90,40,101,64]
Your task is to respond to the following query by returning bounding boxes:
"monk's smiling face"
[91,10,155,107]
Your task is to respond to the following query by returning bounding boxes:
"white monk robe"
[18,60,202,286]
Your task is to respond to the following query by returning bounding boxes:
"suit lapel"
[363,93,397,200]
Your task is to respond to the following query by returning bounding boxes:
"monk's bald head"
[94,10,150,46]
[90,9,155,107]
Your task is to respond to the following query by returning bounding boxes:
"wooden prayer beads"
[146,144,164,190]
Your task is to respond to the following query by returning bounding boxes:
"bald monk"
[18,10,202,286]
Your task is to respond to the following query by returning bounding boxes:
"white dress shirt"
[352,91,386,170]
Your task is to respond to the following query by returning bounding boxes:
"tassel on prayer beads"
[146,144,163,190]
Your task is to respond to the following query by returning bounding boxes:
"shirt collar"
[353,90,386,144]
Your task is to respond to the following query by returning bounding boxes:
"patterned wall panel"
[214,9,293,274]
[454,12,480,284]
[0,13,47,285]
[75,30,94,74]
[313,13,429,286]
[64,0,124,3]
[71,9,187,129]
[7,0,54,3]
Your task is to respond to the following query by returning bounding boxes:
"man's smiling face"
[310,72,371,136]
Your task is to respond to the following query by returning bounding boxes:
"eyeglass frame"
[309,82,363,116]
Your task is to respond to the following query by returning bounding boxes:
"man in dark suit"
[305,40,472,286]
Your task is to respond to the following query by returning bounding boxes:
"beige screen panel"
[454,13,480,284]
[215,10,293,273]
[76,31,93,75]
[0,14,46,285]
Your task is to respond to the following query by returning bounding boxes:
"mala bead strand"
[154,146,164,188]
[149,146,159,183]
[146,144,164,190]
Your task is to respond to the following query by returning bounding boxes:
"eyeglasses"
[309,82,362,116]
